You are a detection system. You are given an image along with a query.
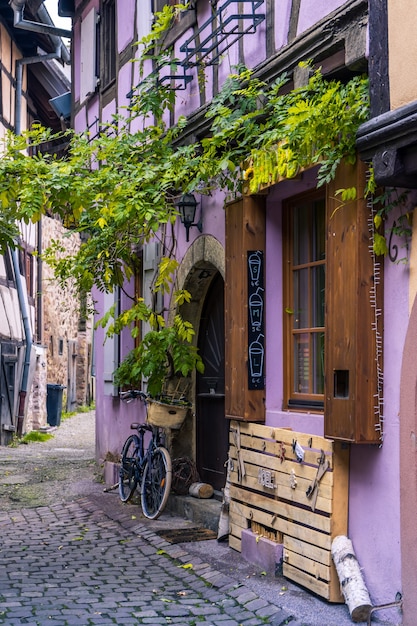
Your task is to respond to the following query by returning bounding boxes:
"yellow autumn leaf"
[96,217,107,228]
[373,232,388,256]
[0,192,9,208]
[374,214,382,229]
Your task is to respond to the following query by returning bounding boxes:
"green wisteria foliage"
[0,6,370,390]
[1,65,369,291]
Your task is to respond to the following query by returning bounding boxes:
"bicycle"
[118,390,172,520]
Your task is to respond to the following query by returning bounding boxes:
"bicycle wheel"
[119,435,140,502]
[141,446,172,519]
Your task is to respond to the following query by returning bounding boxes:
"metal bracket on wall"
[180,0,265,67]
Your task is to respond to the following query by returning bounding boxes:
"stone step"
[165,492,222,533]
[104,460,223,534]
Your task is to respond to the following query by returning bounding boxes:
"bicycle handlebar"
[119,390,148,402]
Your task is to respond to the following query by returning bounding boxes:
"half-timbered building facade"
[0,0,92,439]
[69,0,414,622]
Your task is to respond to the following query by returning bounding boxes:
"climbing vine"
[365,168,412,262]
[0,4,377,390]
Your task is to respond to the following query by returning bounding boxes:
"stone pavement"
[0,490,289,626]
[0,412,401,626]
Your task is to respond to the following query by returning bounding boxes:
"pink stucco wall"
[94,308,147,459]
[348,228,407,607]
[118,0,136,53]
[73,0,100,103]
[94,187,226,461]
[118,62,134,112]
[265,179,405,606]
[297,0,346,34]
[400,293,417,626]
[275,1,292,50]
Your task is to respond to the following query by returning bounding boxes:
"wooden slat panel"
[329,441,349,538]
[230,467,332,514]
[230,507,250,527]
[229,446,334,486]
[283,548,331,582]
[284,536,332,567]
[228,421,349,602]
[229,536,242,552]
[229,460,334,496]
[235,421,334,453]
[229,499,332,550]
[230,521,246,538]
[230,431,335,469]
[230,484,332,533]
[283,563,330,600]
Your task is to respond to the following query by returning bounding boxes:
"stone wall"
[28,216,93,430]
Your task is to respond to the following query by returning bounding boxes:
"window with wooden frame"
[19,247,34,300]
[282,161,381,443]
[283,191,326,411]
[80,8,99,103]
[101,0,116,89]
[3,248,14,284]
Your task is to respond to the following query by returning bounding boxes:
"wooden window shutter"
[225,195,266,422]
[325,160,382,443]
[80,8,98,103]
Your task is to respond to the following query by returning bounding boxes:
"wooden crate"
[229,420,349,602]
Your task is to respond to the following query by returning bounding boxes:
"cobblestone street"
[0,412,401,625]
[0,412,288,625]
[0,492,286,626]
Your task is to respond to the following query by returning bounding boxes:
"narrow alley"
[0,412,401,625]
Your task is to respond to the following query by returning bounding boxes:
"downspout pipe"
[14,49,57,423]
[15,48,62,136]
[11,247,33,436]
[10,0,72,57]
[12,0,70,431]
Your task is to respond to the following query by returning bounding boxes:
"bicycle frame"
[118,390,172,519]
[130,423,163,484]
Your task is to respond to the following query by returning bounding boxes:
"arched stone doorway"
[399,294,417,624]
[170,236,227,490]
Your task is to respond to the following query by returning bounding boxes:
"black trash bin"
[46,384,66,427]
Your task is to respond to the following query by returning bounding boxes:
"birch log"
[189,482,214,498]
[331,535,372,622]
[217,456,231,541]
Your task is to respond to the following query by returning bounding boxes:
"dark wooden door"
[196,273,228,491]
[67,339,77,412]
[0,344,17,446]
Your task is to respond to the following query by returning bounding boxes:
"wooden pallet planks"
[228,420,349,602]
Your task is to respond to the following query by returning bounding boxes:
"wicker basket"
[147,399,189,430]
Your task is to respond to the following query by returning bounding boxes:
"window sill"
[287,399,324,412]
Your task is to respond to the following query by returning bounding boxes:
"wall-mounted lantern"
[177,193,203,242]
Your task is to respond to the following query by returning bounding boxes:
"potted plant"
[113,299,204,429]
